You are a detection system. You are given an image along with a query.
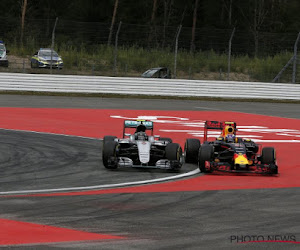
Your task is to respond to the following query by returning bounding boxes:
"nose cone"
[137,141,151,163]
[234,153,249,165]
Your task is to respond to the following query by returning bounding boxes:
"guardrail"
[0,72,300,100]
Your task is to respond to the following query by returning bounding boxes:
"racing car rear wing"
[204,121,237,141]
[123,120,154,137]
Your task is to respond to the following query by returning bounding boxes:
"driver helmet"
[136,124,146,133]
[136,131,148,141]
[221,123,236,137]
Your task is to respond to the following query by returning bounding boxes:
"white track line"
[0,169,200,195]
[0,128,99,140]
[0,128,200,195]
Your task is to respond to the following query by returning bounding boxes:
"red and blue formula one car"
[184,121,278,174]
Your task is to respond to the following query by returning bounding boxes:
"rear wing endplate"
[204,121,236,141]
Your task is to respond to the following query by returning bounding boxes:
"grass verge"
[7,44,298,83]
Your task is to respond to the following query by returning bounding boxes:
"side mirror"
[6,50,9,54]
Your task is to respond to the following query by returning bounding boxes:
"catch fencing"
[1,18,300,83]
[0,72,299,101]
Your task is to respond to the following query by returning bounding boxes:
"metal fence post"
[227,27,235,80]
[23,59,25,73]
[174,24,182,79]
[114,21,122,76]
[50,17,58,75]
[292,31,300,83]
[272,56,294,83]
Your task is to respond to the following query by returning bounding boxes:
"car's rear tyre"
[184,138,201,163]
[160,137,173,143]
[102,141,118,169]
[103,135,117,145]
[198,144,214,173]
[261,147,276,164]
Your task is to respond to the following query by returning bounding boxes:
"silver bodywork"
[115,135,180,169]
[103,120,182,170]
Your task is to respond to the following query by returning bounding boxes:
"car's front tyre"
[261,147,278,174]
[102,141,118,169]
[198,144,214,173]
[261,147,276,164]
[165,143,182,160]
[165,143,182,170]
[103,135,117,145]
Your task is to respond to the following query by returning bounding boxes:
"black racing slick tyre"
[165,143,182,171]
[102,141,118,169]
[160,137,173,143]
[165,143,182,161]
[198,144,214,173]
[261,147,276,164]
[103,135,117,145]
[184,138,201,163]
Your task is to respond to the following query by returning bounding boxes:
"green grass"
[8,44,296,82]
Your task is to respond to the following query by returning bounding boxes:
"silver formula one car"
[102,120,183,171]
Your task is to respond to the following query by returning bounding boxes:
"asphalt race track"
[0,95,300,249]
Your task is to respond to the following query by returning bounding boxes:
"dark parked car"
[141,67,171,78]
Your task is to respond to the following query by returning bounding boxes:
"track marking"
[194,106,222,111]
[0,128,99,140]
[0,168,200,196]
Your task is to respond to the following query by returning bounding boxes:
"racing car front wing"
[205,161,278,174]
[108,156,182,170]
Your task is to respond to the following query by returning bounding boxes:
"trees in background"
[107,0,119,45]
[1,0,299,32]
[20,0,27,47]
[0,0,299,55]
[190,0,199,53]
